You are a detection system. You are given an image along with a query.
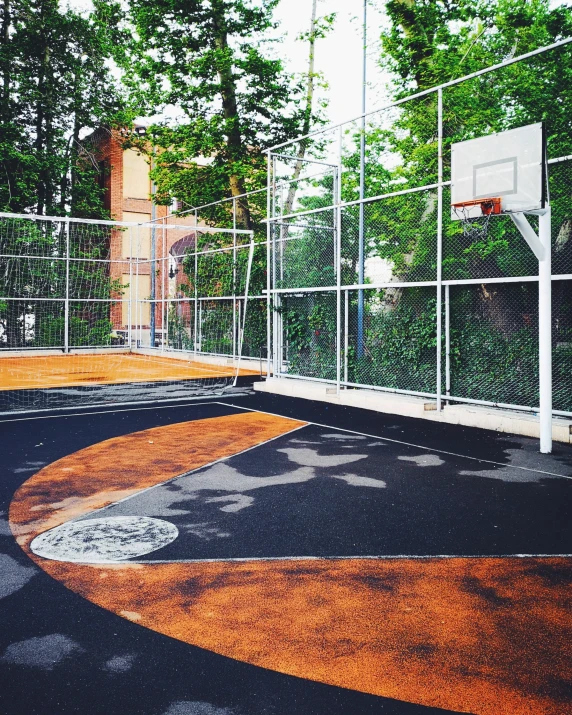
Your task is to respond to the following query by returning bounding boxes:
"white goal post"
[0,212,255,412]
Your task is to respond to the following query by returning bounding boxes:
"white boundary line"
[105,553,572,565]
[215,402,572,481]
[22,404,572,564]
[33,420,309,531]
[0,398,239,423]
[4,397,571,479]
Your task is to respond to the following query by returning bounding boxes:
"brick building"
[92,126,197,345]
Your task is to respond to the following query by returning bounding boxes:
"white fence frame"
[264,38,572,452]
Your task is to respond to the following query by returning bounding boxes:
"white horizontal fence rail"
[266,39,572,435]
[267,36,572,154]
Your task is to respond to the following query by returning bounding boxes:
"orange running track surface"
[0,352,259,391]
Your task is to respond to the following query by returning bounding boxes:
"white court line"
[57,553,572,566]
[215,402,572,481]
[0,397,240,423]
[58,420,310,522]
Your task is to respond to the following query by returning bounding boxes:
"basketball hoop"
[452,197,502,241]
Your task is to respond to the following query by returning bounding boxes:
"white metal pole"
[344,288,349,385]
[199,299,202,353]
[161,218,166,353]
[236,241,253,385]
[266,151,272,378]
[150,172,156,349]
[538,206,552,453]
[272,156,280,376]
[64,219,70,353]
[135,227,140,349]
[445,283,451,402]
[336,131,342,395]
[194,208,198,359]
[436,87,443,410]
[128,226,133,350]
[357,0,366,359]
[232,197,237,362]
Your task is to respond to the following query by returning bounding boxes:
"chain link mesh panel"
[551,159,572,276]
[553,277,572,413]
[341,191,438,285]
[278,291,337,381]
[344,287,437,394]
[448,283,539,407]
[272,211,336,290]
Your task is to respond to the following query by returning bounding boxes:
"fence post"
[233,197,237,362]
[336,126,343,395]
[266,151,272,378]
[161,217,166,354]
[128,225,133,349]
[436,87,443,410]
[64,218,70,353]
[194,208,198,358]
[150,178,156,349]
[357,0,367,360]
[445,283,451,403]
[539,206,552,453]
[272,156,280,376]
[344,289,349,385]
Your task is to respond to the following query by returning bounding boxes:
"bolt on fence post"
[436,87,444,411]
[64,218,70,353]
[539,206,552,453]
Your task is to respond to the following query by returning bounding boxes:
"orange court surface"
[0,352,260,391]
[1,397,571,714]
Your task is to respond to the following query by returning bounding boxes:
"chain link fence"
[267,40,572,419]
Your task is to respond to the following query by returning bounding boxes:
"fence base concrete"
[254,378,572,444]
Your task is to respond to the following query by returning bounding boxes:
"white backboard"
[451,122,545,219]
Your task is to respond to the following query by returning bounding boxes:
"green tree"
[0,0,130,216]
[126,0,311,229]
[0,1,131,348]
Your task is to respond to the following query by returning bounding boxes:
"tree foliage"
[0,0,130,216]
[126,0,314,228]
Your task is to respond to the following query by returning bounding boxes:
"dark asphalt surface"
[1,392,571,715]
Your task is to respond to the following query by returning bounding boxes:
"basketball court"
[1,43,571,715]
[1,391,571,715]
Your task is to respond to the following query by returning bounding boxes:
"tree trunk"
[211,1,251,229]
[1,0,10,121]
[35,1,51,215]
[386,0,435,89]
[283,0,318,219]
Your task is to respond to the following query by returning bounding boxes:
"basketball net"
[452,198,502,242]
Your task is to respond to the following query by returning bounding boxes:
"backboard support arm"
[509,212,545,261]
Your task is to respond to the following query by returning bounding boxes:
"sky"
[272,0,390,126]
[66,0,391,129]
